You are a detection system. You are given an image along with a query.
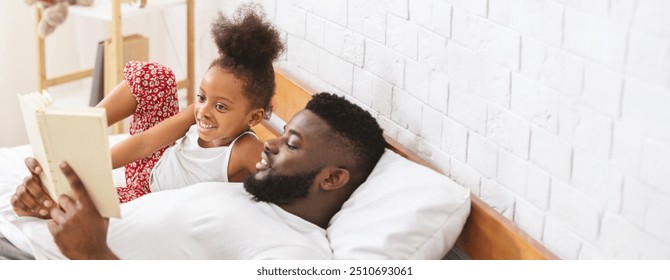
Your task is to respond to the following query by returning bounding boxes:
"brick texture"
[259,0,670,259]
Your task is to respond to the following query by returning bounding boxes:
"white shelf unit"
[69,0,186,21]
[34,0,195,133]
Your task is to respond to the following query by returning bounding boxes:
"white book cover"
[18,91,120,218]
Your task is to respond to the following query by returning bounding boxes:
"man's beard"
[243,169,320,204]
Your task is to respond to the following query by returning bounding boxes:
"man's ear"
[319,167,350,191]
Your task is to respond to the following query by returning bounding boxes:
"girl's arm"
[227,134,264,182]
[111,104,196,169]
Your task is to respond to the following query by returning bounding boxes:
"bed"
[0,72,557,260]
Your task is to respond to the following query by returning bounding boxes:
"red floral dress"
[116,61,179,203]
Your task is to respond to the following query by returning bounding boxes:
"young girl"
[99,6,284,202]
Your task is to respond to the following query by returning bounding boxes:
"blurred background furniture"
[33,0,194,133]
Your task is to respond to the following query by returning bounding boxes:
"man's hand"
[11,158,56,218]
[47,162,118,260]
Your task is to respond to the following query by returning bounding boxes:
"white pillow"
[327,149,471,259]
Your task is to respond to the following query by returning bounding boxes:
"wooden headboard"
[252,72,559,260]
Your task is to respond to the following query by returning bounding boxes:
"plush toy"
[24,0,94,38]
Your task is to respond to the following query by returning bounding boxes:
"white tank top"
[149,125,257,192]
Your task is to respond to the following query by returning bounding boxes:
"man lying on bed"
[2,92,386,259]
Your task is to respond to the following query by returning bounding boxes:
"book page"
[41,108,120,218]
[17,92,58,200]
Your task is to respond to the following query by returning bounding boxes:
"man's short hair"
[305,93,386,177]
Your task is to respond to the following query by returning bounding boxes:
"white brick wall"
[275,3,306,37]
[488,104,530,158]
[467,133,498,179]
[310,0,347,26]
[447,83,488,134]
[287,35,319,73]
[543,216,582,259]
[405,59,430,103]
[627,176,670,245]
[452,8,520,70]
[450,158,481,195]
[557,0,609,16]
[598,214,670,259]
[391,87,423,134]
[410,0,451,38]
[622,78,670,142]
[363,40,405,86]
[621,177,653,229]
[526,165,551,210]
[549,179,601,242]
[241,0,670,259]
[317,50,354,93]
[447,42,512,108]
[481,178,515,220]
[558,95,581,141]
[626,28,670,92]
[572,105,613,160]
[583,62,623,118]
[497,149,529,196]
[305,14,324,48]
[571,149,623,213]
[520,37,584,98]
[442,116,468,162]
[418,140,451,175]
[444,0,487,17]
[489,0,564,46]
[323,22,365,66]
[497,150,551,210]
[422,106,444,148]
[347,0,386,43]
[530,126,572,181]
[511,73,559,133]
[428,71,449,114]
[564,8,628,70]
[514,198,546,242]
[640,139,670,195]
[646,196,670,244]
[386,14,419,59]
[578,242,607,260]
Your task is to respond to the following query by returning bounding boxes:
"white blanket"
[1,183,332,260]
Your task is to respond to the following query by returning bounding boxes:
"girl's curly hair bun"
[211,4,284,68]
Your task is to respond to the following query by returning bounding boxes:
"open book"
[18,91,120,218]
